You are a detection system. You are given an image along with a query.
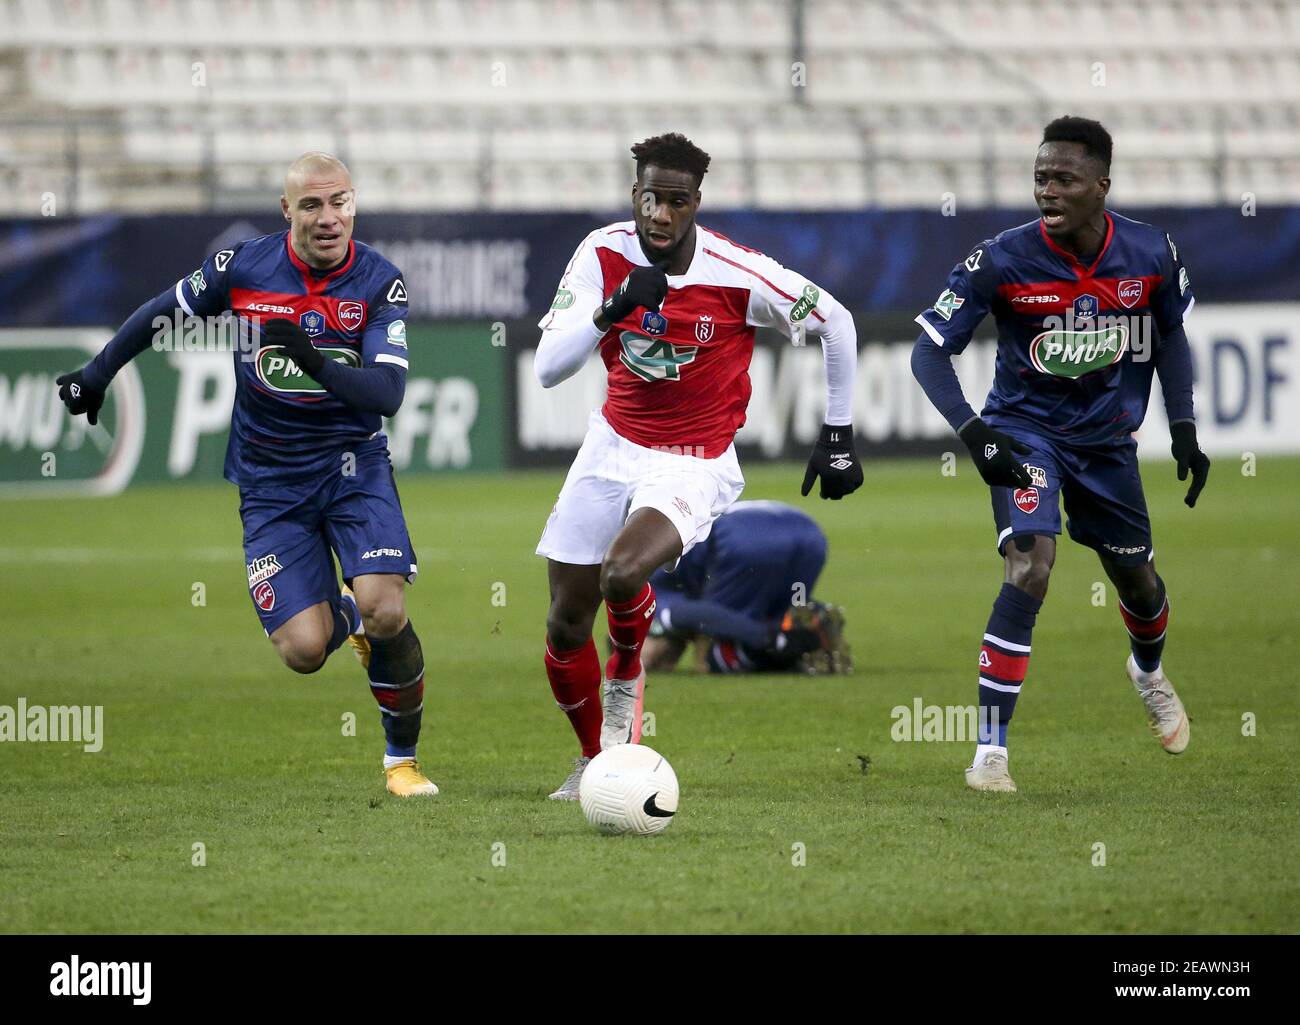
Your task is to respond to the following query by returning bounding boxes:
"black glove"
[263,318,325,377]
[56,368,106,426]
[601,262,669,325]
[801,423,864,500]
[1170,421,1210,508]
[959,418,1032,488]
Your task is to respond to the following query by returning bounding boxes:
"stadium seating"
[0,0,1297,212]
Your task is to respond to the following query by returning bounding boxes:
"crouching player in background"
[56,153,438,797]
[642,501,852,676]
[534,133,863,800]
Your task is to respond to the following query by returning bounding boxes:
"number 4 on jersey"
[618,330,698,382]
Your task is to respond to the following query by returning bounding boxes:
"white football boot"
[1127,654,1190,753]
[547,755,591,801]
[600,669,646,750]
[964,750,1017,792]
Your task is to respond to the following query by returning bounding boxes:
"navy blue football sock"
[1119,576,1169,674]
[367,621,424,757]
[978,583,1041,746]
[324,594,361,657]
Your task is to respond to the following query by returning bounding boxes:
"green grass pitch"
[1,456,1296,934]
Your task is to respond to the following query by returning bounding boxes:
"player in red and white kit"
[534,133,863,799]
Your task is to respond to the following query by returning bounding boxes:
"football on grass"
[579,745,679,836]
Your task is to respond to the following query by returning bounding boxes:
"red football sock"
[545,637,602,758]
[604,582,656,682]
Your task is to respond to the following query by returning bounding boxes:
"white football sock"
[973,743,1007,766]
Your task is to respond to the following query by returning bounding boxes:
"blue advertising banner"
[2,207,1298,327]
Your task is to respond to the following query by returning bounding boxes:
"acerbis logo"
[214,249,234,272]
[1011,294,1061,304]
[964,249,983,272]
[362,547,403,559]
[247,302,295,314]
[386,279,407,303]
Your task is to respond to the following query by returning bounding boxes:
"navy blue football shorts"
[986,419,1154,567]
[239,447,416,635]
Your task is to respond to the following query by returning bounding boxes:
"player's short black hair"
[631,133,711,187]
[1041,115,1112,173]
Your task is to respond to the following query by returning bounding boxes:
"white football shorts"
[536,410,745,566]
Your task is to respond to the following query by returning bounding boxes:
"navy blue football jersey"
[915,212,1194,446]
[176,230,409,485]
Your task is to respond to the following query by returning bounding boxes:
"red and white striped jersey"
[539,221,835,458]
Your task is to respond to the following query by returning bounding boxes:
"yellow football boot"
[385,759,439,797]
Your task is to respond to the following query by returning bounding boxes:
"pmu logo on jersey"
[789,284,821,322]
[1014,487,1040,513]
[641,310,668,336]
[299,310,325,337]
[1072,293,1098,320]
[337,301,365,331]
[694,315,715,343]
[1117,279,1144,309]
[618,330,697,382]
[256,345,361,393]
[253,580,276,612]
[1029,324,1129,378]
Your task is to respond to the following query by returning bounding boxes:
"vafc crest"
[694,315,715,343]
[1117,279,1144,309]
[299,310,325,337]
[1073,293,1098,320]
[337,301,365,330]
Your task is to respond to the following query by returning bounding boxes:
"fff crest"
[299,310,325,337]
[1072,293,1098,320]
[641,310,668,336]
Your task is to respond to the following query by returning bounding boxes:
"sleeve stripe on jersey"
[914,313,945,346]
[375,353,409,369]
[175,278,194,316]
[704,247,827,324]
